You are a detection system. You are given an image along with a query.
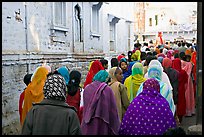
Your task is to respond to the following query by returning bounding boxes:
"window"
[149,18,152,26]
[155,15,158,26]
[109,22,115,51]
[91,2,102,35]
[92,6,99,33]
[53,2,66,27]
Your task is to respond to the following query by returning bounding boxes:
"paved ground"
[179,114,197,134]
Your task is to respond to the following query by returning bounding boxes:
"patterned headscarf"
[143,78,160,92]
[43,74,67,101]
[57,66,70,85]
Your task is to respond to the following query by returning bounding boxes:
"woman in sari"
[162,57,179,105]
[81,70,120,135]
[119,78,176,135]
[172,58,188,123]
[181,58,195,116]
[21,66,49,126]
[124,62,146,103]
[108,67,130,122]
[66,70,82,123]
[137,63,175,115]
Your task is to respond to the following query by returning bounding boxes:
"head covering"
[132,62,144,76]
[57,66,70,85]
[162,57,172,68]
[108,67,118,82]
[83,60,104,88]
[23,74,33,86]
[117,54,125,62]
[143,78,160,92]
[93,70,109,83]
[124,62,146,102]
[157,56,164,64]
[157,53,165,58]
[119,58,128,72]
[147,64,162,81]
[43,74,67,101]
[149,59,163,72]
[131,50,141,61]
[162,48,168,55]
[67,70,81,96]
[185,49,191,55]
[21,66,48,126]
[172,58,182,72]
[166,50,174,59]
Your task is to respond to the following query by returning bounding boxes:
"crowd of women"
[19,38,197,135]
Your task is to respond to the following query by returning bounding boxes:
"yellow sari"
[124,62,146,102]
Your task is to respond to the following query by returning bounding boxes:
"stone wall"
[2,53,105,135]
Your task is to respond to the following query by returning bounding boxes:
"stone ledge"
[187,124,202,135]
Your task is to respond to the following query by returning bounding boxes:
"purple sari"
[81,81,120,135]
[119,78,176,135]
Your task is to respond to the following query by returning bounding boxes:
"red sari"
[66,89,81,121]
[172,58,188,117]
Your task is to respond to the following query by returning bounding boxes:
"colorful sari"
[124,62,146,102]
[172,58,188,118]
[108,67,130,122]
[21,66,48,126]
[81,70,120,135]
[181,60,195,116]
[137,63,176,115]
[119,78,176,135]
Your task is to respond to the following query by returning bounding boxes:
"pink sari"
[181,60,195,116]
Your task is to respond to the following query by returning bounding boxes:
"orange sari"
[21,67,48,126]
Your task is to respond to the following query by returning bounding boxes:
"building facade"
[2,2,134,134]
[133,2,197,43]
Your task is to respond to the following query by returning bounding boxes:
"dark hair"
[185,55,191,62]
[178,42,181,47]
[145,55,156,66]
[146,52,153,56]
[152,51,158,56]
[128,51,133,62]
[100,59,108,67]
[23,74,33,86]
[179,52,186,61]
[140,52,147,61]
[163,127,186,135]
[111,58,118,68]
[67,70,81,96]
[174,53,179,58]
